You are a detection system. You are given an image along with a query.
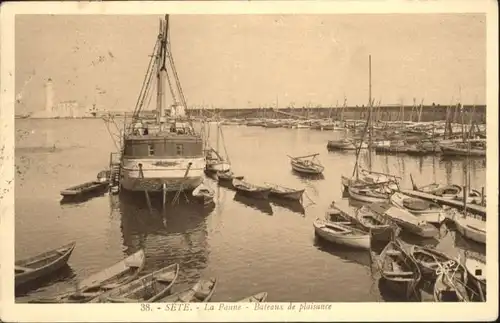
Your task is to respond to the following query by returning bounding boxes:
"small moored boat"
[216,170,244,187]
[344,204,400,242]
[390,192,446,224]
[440,141,486,157]
[341,168,400,193]
[232,178,271,199]
[15,241,76,288]
[464,253,486,301]
[90,264,179,303]
[404,244,453,281]
[60,181,109,197]
[364,203,438,238]
[288,153,324,175]
[327,139,364,151]
[237,292,268,302]
[347,184,391,204]
[413,181,462,200]
[313,218,371,250]
[433,260,470,302]
[377,239,421,298]
[448,209,486,245]
[158,277,217,302]
[192,183,215,205]
[264,183,305,202]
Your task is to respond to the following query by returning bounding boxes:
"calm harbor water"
[15,118,486,302]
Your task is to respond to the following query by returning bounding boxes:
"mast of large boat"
[156,18,166,125]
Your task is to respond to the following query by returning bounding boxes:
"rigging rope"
[131,39,160,121]
[351,109,372,178]
[217,124,231,165]
[166,44,189,120]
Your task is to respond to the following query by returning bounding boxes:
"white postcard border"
[1,1,498,322]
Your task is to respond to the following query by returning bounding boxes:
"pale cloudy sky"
[15,14,486,113]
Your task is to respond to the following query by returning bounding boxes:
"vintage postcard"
[0,0,498,322]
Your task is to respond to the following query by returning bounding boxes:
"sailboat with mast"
[341,55,400,194]
[119,15,205,193]
[204,120,231,175]
[446,103,486,245]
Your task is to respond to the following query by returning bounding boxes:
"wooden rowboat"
[440,142,486,157]
[192,183,215,205]
[464,253,486,301]
[390,192,446,224]
[217,170,242,181]
[342,169,400,193]
[33,250,146,303]
[15,241,76,288]
[447,209,486,245]
[232,178,271,199]
[377,239,421,298]
[404,244,453,281]
[90,264,179,303]
[366,203,439,238]
[326,139,364,151]
[237,292,268,302]
[314,218,370,250]
[264,183,305,202]
[60,181,109,197]
[433,260,470,302]
[158,277,217,302]
[288,154,324,175]
[348,185,391,204]
[336,203,399,242]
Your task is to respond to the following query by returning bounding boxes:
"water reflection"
[15,120,488,303]
[16,266,76,299]
[118,193,211,284]
[269,198,305,216]
[313,236,372,268]
[291,170,325,181]
[377,278,422,302]
[59,188,108,205]
[233,192,273,215]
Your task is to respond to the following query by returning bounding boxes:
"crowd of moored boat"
[18,246,267,303]
[16,115,487,303]
[200,117,487,158]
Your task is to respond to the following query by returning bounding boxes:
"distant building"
[55,100,79,118]
[45,78,54,114]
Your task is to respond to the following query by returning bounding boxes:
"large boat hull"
[120,157,205,192]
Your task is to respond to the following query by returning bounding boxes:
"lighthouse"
[44,78,54,117]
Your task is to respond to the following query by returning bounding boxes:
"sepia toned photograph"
[1,1,497,322]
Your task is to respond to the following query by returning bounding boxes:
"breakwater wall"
[190,104,487,123]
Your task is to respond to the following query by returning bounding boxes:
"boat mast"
[156,18,166,124]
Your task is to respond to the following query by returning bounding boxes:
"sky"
[15,14,486,113]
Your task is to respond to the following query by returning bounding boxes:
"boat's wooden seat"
[385,250,402,256]
[384,271,414,276]
[126,282,152,296]
[15,265,35,273]
[156,272,176,283]
[333,221,352,225]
